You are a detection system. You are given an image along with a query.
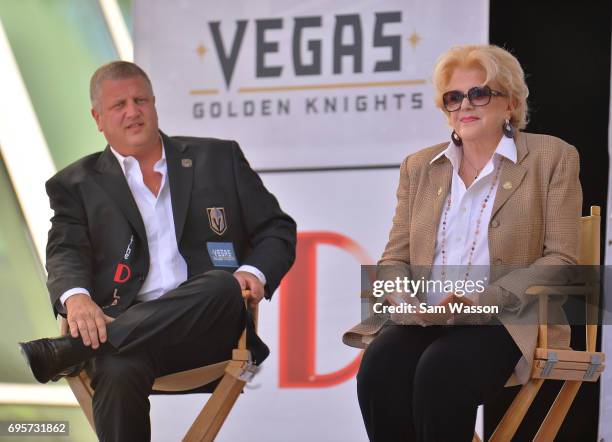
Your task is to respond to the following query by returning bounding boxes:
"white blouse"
[426,136,517,305]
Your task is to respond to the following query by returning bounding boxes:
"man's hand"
[233,271,265,307]
[65,294,114,349]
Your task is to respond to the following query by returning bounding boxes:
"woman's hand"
[413,293,457,325]
[443,294,494,325]
[385,292,429,326]
[413,293,488,325]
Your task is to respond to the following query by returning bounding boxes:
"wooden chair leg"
[182,361,247,442]
[533,380,582,442]
[66,374,96,432]
[489,378,544,442]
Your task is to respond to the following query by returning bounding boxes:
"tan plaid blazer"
[343,131,582,386]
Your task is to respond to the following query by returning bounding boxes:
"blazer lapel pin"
[181,159,192,168]
[502,181,512,190]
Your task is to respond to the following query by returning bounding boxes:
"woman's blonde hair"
[433,44,529,129]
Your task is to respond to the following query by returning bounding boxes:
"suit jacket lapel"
[163,133,194,243]
[93,147,147,242]
[491,133,529,219]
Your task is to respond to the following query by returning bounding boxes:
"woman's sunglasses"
[442,85,506,112]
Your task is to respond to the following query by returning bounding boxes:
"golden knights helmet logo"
[206,207,227,235]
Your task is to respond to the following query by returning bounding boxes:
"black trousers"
[357,321,522,442]
[86,270,246,442]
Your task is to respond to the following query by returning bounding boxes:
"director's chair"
[473,206,606,442]
[60,290,259,442]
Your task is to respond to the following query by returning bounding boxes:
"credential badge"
[207,207,228,236]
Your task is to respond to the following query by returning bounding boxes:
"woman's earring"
[451,130,463,146]
[503,119,514,138]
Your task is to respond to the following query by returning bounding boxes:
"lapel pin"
[437,187,442,196]
[181,159,192,168]
[503,181,512,190]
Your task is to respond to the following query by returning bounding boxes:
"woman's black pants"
[357,321,522,442]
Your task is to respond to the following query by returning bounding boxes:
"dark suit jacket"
[45,132,296,317]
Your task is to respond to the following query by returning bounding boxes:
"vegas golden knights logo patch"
[207,207,227,236]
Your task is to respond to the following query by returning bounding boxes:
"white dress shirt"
[426,136,517,305]
[60,141,265,306]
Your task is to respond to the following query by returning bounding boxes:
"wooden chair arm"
[238,289,258,351]
[525,282,600,351]
[58,316,69,335]
[241,289,259,329]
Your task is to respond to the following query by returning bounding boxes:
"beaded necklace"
[439,161,501,283]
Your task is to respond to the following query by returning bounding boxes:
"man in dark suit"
[19,61,296,441]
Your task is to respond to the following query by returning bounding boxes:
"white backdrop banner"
[134,0,488,170]
[133,1,488,440]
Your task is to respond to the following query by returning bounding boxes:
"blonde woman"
[348,45,581,441]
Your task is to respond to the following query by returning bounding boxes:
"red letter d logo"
[113,263,132,283]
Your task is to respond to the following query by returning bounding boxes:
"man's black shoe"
[19,336,101,384]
